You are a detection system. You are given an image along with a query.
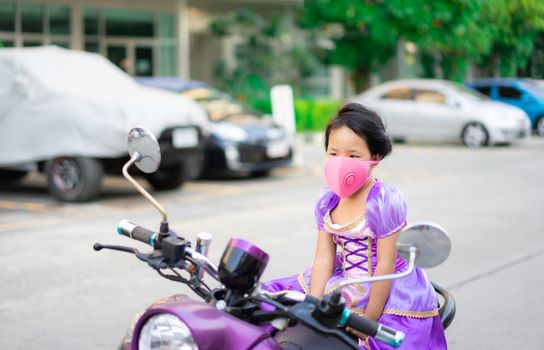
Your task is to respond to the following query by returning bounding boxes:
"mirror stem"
[122,152,168,224]
[335,247,417,291]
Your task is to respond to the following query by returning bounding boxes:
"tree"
[210,8,322,102]
[300,0,404,91]
[300,0,499,87]
[478,0,544,77]
[407,1,499,81]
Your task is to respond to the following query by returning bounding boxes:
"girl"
[264,103,447,349]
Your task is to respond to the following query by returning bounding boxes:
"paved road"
[0,136,543,349]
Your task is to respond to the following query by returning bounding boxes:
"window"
[157,13,175,39]
[0,2,16,32]
[21,4,45,33]
[48,5,70,35]
[475,86,491,96]
[84,8,100,35]
[381,88,412,100]
[0,40,14,47]
[135,47,153,76]
[51,41,69,49]
[84,42,100,53]
[498,86,522,100]
[105,9,154,37]
[23,41,43,47]
[159,44,177,76]
[414,89,447,104]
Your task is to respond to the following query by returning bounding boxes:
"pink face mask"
[324,157,378,198]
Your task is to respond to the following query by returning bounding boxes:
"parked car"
[0,46,209,202]
[349,79,531,147]
[136,77,293,177]
[466,78,544,136]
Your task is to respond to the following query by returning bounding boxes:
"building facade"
[2,0,424,99]
[0,0,301,82]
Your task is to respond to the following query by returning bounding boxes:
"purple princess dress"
[263,180,447,349]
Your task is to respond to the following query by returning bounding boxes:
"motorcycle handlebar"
[185,248,220,281]
[265,290,404,348]
[117,220,157,247]
[344,312,404,348]
[115,221,219,280]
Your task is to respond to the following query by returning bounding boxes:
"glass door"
[106,42,154,76]
[107,45,129,73]
[135,46,153,76]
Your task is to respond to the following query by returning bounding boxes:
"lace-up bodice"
[323,209,406,278]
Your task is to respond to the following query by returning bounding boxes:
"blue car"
[466,78,544,136]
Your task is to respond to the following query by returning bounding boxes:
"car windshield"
[183,88,263,121]
[451,83,489,101]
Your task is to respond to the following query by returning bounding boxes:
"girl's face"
[326,125,377,161]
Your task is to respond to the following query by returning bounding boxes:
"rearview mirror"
[127,127,161,173]
[396,221,451,268]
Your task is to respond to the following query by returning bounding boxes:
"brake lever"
[93,243,167,269]
[94,243,137,254]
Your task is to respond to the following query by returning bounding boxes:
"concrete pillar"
[222,36,239,72]
[176,0,190,79]
[330,65,345,100]
[15,0,22,47]
[70,2,83,50]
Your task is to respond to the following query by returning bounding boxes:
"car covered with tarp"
[0,46,209,201]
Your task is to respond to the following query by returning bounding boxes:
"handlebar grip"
[344,312,404,348]
[344,312,378,336]
[117,220,157,247]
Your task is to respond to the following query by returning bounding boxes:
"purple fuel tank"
[124,294,282,350]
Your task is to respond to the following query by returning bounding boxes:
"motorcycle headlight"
[138,313,198,350]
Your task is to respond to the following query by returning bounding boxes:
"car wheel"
[536,116,544,137]
[0,169,28,183]
[145,164,185,190]
[45,157,103,202]
[462,123,489,148]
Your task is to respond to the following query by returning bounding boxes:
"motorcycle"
[94,127,456,350]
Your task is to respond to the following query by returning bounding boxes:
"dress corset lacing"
[324,210,407,278]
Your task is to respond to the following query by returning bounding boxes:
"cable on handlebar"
[157,268,191,285]
[233,295,290,314]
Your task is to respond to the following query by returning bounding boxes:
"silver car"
[350,79,531,147]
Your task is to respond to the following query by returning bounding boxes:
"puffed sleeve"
[314,188,340,231]
[366,182,408,238]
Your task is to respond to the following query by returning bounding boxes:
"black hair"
[324,103,392,160]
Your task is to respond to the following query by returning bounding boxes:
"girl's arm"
[364,229,401,321]
[309,229,336,298]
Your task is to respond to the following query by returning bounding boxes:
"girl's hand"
[346,326,368,341]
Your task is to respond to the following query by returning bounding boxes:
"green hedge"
[250,98,342,132]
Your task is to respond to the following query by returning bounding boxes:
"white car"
[349,79,531,147]
[0,46,209,202]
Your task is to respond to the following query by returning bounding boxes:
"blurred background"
[1,1,543,349]
[3,0,544,127]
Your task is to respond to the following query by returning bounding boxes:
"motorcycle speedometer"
[218,238,269,292]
